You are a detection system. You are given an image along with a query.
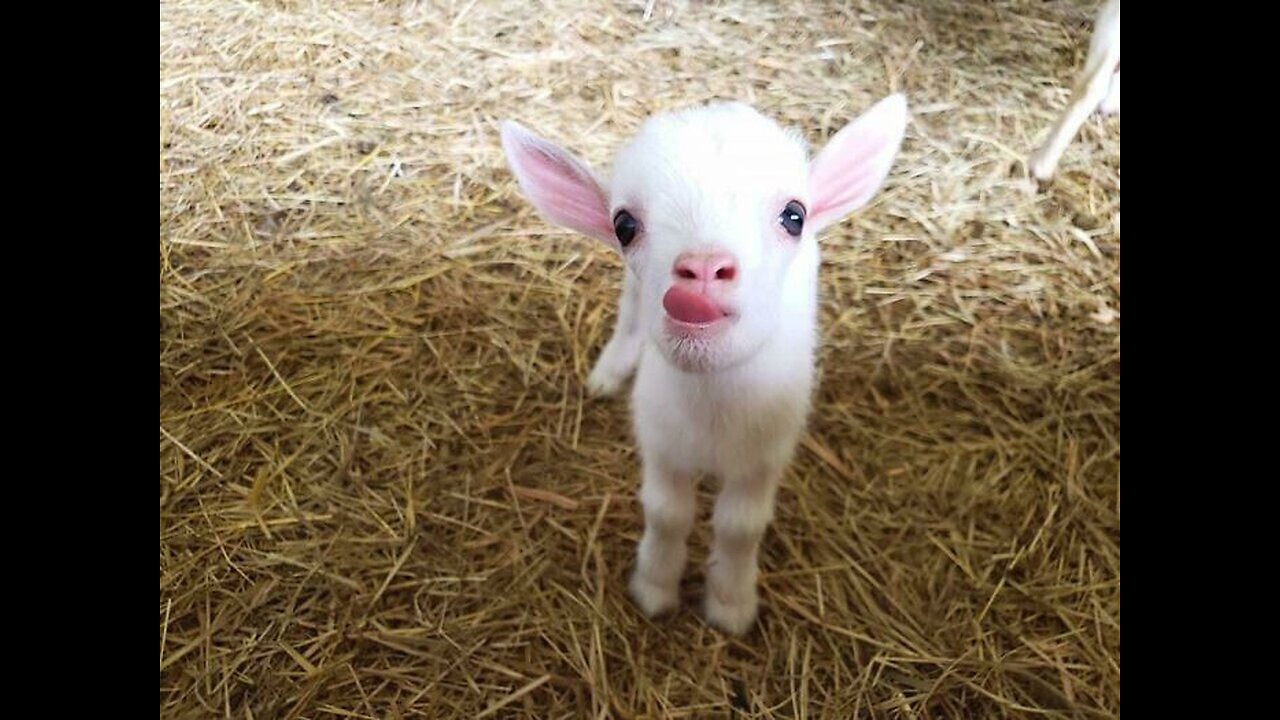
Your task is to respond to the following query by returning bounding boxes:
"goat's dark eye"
[779,201,805,237]
[613,210,638,247]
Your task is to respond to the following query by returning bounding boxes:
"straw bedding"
[159,1,1120,717]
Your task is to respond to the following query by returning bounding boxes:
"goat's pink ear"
[807,94,908,234]
[500,121,615,246]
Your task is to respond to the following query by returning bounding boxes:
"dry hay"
[159,1,1120,717]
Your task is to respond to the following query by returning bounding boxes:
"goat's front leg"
[1029,56,1120,182]
[704,469,782,635]
[629,461,696,617]
[587,267,644,397]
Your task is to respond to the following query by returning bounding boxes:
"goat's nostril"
[673,252,738,283]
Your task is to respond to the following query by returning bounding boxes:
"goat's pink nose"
[672,251,737,283]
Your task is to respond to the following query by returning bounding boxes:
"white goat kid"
[1029,0,1120,182]
[501,95,907,634]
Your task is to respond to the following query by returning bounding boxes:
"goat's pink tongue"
[663,287,722,324]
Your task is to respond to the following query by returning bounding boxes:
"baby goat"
[501,95,907,634]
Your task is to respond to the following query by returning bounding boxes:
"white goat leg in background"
[1100,70,1119,115]
[1029,0,1120,182]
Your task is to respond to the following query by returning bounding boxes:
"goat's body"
[633,318,814,483]
[626,237,818,633]
[633,344,812,480]
[633,239,818,478]
[501,94,906,635]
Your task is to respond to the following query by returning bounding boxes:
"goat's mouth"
[662,286,735,333]
[664,313,735,337]
[657,290,738,371]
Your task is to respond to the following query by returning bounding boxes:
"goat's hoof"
[629,572,679,618]
[586,369,625,398]
[586,357,633,398]
[704,589,759,636]
[1028,155,1056,185]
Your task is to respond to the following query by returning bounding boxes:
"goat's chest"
[631,353,811,478]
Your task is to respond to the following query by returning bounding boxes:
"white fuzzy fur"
[1029,0,1120,182]
[501,96,907,634]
